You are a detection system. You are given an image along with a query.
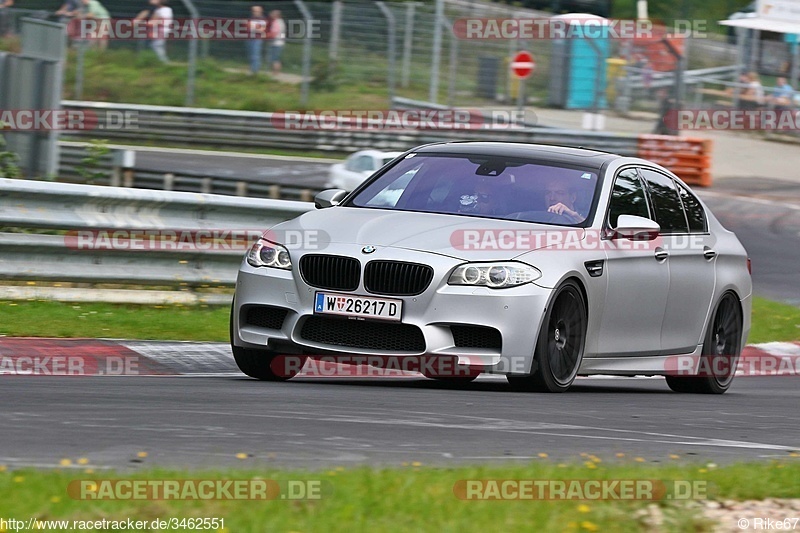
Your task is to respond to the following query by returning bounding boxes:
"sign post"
[511,51,535,117]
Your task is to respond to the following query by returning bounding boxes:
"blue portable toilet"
[548,14,611,110]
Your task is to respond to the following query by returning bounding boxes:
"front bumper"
[232,245,553,374]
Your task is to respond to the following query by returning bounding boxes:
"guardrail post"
[269,184,280,198]
[201,177,212,194]
[164,173,175,191]
[236,181,248,197]
[111,149,135,188]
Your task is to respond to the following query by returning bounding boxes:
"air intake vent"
[451,325,502,350]
[243,306,289,330]
[300,316,425,352]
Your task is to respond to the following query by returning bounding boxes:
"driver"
[544,180,584,223]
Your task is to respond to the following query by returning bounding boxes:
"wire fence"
[1,0,794,115]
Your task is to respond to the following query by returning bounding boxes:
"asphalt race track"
[1,375,798,469]
[1,172,799,470]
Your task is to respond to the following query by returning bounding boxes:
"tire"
[665,292,743,394]
[507,280,587,393]
[231,345,305,381]
[229,301,305,381]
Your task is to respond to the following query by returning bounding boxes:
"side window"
[357,156,376,172]
[607,168,650,228]
[640,169,689,234]
[676,182,707,232]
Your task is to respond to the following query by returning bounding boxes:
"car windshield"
[348,153,600,226]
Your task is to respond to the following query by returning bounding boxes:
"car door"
[639,168,716,355]
[595,167,671,357]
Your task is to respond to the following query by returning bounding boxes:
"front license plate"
[314,292,403,321]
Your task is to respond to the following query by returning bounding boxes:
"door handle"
[703,247,717,260]
[654,248,669,261]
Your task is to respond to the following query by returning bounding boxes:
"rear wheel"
[665,292,742,394]
[507,280,587,393]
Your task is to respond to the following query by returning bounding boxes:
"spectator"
[771,76,794,109]
[147,0,172,63]
[56,0,82,23]
[79,0,110,50]
[246,5,267,75]
[0,0,14,38]
[267,9,285,75]
[742,72,764,109]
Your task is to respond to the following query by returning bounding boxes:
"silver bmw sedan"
[231,142,752,393]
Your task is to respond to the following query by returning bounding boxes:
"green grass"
[0,300,230,341]
[1,295,798,343]
[60,47,434,112]
[747,296,800,343]
[2,461,799,532]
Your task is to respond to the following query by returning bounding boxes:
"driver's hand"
[547,202,580,220]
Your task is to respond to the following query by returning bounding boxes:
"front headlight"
[246,239,292,270]
[448,262,540,288]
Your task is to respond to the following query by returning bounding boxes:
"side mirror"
[314,189,348,209]
[612,215,661,240]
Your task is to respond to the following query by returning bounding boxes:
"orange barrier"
[637,135,713,187]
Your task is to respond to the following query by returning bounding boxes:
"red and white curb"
[0,338,798,378]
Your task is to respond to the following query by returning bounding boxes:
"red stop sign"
[511,51,535,79]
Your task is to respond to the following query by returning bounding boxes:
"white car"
[327,150,402,191]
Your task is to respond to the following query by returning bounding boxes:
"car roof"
[412,141,621,168]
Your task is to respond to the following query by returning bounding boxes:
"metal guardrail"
[56,142,325,201]
[60,100,642,156]
[0,178,313,287]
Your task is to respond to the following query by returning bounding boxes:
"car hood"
[269,206,585,260]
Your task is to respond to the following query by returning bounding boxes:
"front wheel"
[507,280,587,393]
[230,301,305,381]
[665,292,742,394]
[231,346,306,381]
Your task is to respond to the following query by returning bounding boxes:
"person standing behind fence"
[79,0,110,50]
[0,0,14,38]
[246,5,267,75]
[148,0,172,63]
[56,0,82,24]
[267,10,285,75]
